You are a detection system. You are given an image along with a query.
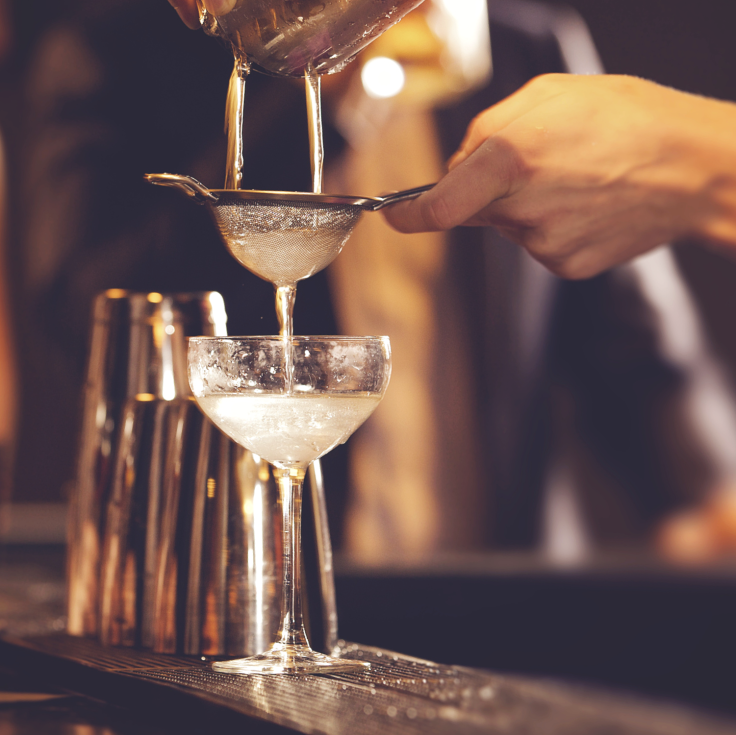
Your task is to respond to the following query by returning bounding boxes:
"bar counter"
[2,546,735,735]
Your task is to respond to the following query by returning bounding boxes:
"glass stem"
[274,466,309,649]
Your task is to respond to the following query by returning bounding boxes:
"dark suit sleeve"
[549,249,736,528]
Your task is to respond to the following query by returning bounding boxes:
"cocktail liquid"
[224,56,249,189]
[197,392,381,467]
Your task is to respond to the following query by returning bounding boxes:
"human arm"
[383,73,736,279]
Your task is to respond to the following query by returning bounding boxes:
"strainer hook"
[144,173,219,205]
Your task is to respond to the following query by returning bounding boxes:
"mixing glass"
[197,0,427,77]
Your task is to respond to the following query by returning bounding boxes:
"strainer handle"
[369,183,436,211]
[144,173,219,205]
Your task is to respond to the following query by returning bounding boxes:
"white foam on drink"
[196,392,381,467]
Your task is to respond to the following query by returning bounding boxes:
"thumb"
[382,138,517,233]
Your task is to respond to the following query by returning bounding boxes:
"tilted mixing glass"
[197,0,427,77]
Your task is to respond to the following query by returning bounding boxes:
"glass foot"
[212,643,370,675]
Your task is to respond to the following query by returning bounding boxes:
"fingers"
[383,138,519,233]
[168,0,200,28]
[203,0,238,15]
[382,76,558,233]
[448,74,570,170]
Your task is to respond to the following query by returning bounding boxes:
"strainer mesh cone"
[210,199,363,286]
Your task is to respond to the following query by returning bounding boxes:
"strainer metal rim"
[187,335,390,342]
[144,173,433,211]
[209,189,378,208]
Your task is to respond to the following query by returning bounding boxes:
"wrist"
[671,93,736,247]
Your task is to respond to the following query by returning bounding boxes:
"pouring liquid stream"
[276,285,296,392]
[278,67,324,391]
[224,56,249,190]
[223,59,327,391]
[305,65,324,195]
[276,65,324,393]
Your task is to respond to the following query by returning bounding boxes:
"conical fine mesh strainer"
[215,197,361,285]
[145,173,433,287]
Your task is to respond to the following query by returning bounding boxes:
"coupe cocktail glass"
[188,335,391,674]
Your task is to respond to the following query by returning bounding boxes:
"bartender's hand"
[168,0,237,29]
[383,74,736,279]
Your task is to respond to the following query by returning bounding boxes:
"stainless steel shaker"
[145,403,282,655]
[68,290,338,656]
[67,290,227,638]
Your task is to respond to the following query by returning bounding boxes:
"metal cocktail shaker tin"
[67,290,337,655]
[67,290,227,640]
